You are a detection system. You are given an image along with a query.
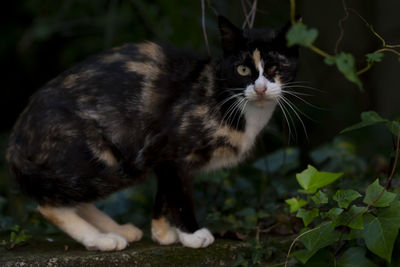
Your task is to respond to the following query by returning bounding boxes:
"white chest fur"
[201,102,276,172]
[241,102,276,154]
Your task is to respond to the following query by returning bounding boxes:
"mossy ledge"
[0,235,251,267]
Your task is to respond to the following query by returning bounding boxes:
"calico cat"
[6,16,298,251]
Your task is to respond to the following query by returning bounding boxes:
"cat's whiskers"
[220,96,246,128]
[281,84,323,93]
[282,91,325,111]
[227,97,247,128]
[235,99,248,130]
[212,92,244,115]
[275,98,296,142]
[216,88,244,96]
[278,95,309,140]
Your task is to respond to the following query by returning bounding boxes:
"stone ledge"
[0,235,251,267]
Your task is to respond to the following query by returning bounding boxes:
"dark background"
[0,0,399,239]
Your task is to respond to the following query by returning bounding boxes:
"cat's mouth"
[246,93,279,106]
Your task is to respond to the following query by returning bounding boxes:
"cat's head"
[217,16,298,106]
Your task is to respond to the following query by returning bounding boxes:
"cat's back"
[6,41,208,176]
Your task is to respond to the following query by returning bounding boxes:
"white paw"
[83,232,128,251]
[117,224,143,242]
[151,218,178,245]
[177,228,215,248]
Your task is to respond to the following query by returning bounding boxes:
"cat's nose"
[254,84,267,95]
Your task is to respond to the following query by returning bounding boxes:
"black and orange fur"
[6,16,298,250]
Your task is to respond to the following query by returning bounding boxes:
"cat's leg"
[152,163,215,248]
[37,205,128,251]
[77,203,143,242]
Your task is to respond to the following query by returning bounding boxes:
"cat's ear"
[218,16,244,55]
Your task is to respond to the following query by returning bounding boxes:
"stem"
[357,48,400,75]
[357,63,373,75]
[309,45,335,59]
[290,0,296,25]
[284,223,331,267]
[375,48,400,56]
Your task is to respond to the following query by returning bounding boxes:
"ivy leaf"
[324,57,335,66]
[332,205,365,229]
[335,52,363,90]
[387,120,400,136]
[337,247,378,267]
[312,190,328,204]
[361,213,399,262]
[286,23,318,47]
[363,179,396,207]
[366,52,384,63]
[293,222,339,264]
[321,207,344,220]
[378,201,400,227]
[341,111,389,134]
[285,197,308,213]
[296,165,343,194]
[341,111,399,136]
[297,208,319,226]
[333,189,362,208]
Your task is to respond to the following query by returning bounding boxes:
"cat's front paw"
[117,224,143,242]
[177,228,215,248]
[83,232,128,251]
[151,217,178,245]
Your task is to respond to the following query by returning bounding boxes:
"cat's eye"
[236,65,251,76]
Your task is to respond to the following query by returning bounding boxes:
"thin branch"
[241,0,251,29]
[201,0,210,56]
[334,0,350,54]
[250,0,258,28]
[206,0,218,16]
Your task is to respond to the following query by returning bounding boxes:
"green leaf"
[321,207,343,220]
[335,52,363,90]
[285,197,308,213]
[293,222,339,264]
[341,111,389,134]
[324,57,335,66]
[311,190,328,204]
[387,120,400,136]
[366,52,384,63]
[332,205,365,229]
[363,179,396,207]
[338,247,377,267]
[333,189,362,208]
[296,165,343,194]
[297,208,319,227]
[362,213,399,262]
[286,23,318,47]
[378,201,400,227]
